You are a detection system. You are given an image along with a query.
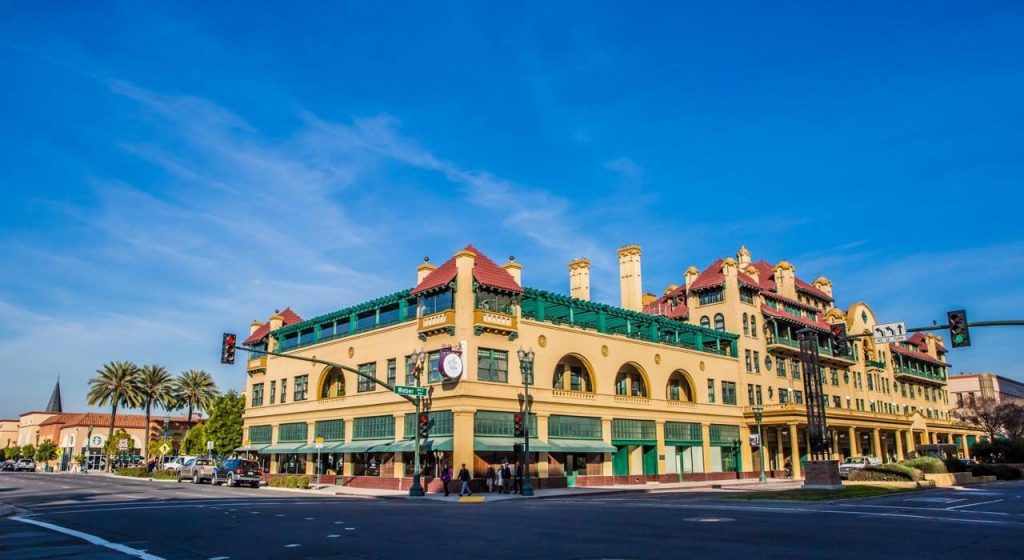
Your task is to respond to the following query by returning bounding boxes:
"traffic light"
[220,333,236,364]
[418,413,430,439]
[513,413,525,437]
[829,323,849,356]
[947,310,971,348]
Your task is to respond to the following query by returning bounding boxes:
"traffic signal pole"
[846,320,1024,338]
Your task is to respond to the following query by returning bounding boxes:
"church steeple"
[45,376,63,413]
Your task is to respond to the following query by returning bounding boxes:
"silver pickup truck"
[177,457,218,484]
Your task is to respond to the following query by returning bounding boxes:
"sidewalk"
[317,477,802,502]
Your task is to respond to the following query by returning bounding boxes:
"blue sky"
[1,2,1022,418]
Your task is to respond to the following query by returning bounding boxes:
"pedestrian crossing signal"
[221,333,236,364]
[947,310,971,348]
[513,413,525,437]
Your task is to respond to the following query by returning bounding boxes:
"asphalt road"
[1,472,1021,559]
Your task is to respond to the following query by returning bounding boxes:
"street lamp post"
[518,348,535,497]
[84,425,94,474]
[752,405,767,483]
[162,413,170,466]
[409,349,426,497]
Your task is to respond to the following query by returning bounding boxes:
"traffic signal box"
[947,310,971,348]
[513,413,525,437]
[829,323,849,356]
[418,413,430,439]
[221,333,236,364]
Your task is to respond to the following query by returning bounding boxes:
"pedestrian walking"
[513,462,523,494]
[784,460,792,479]
[440,463,452,496]
[486,464,496,493]
[457,463,472,496]
[501,462,512,494]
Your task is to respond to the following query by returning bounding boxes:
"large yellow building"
[239,244,974,488]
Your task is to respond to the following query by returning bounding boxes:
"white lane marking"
[284,544,301,548]
[33,501,331,516]
[845,504,1011,517]
[327,534,340,538]
[345,527,355,531]
[334,521,345,524]
[12,515,166,560]
[948,499,1005,510]
[304,517,315,520]
[209,557,231,560]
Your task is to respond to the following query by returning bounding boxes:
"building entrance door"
[612,446,629,476]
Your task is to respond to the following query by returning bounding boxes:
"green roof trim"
[276,289,414,338]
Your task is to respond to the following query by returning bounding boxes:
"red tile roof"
[36,413,194,430]
[688,260,725,291]
[641,299,689,319]
[243,307,304,345]
[761,290,820,313]
[890,343,947,367]
[761,304,831,332]
[412,245,522,295]
[795,278,833,302]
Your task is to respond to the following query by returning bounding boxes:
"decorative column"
[392,413,406,480]
[655,420,667,475]
[601,417,613,476]
[872,428,882,460]
[452,409,475,476]
[788,423,801,479]
[701,423,713,475]
[960,433,971,458]
[537,413,551,479]
[848,426,858,457]
[738,423,753,474]
[775,427,784,473]
[895,430,905,461]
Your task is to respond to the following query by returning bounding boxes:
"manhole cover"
[684,517,735,523]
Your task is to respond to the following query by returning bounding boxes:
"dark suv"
[214,459,262,488]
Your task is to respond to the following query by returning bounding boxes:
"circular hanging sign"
[439,351,464,379]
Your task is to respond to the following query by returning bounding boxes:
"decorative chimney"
[568,258,591,301]
[812,276,833,298]
[417,257,436,284]
[617,245,642,311]
[684,266,700,291]
[266,312,284,352]
[250,320,263,335]
[773,261,797,298]
[503,256,523,286]
[737,245,751,266]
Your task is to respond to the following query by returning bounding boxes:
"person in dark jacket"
[485,464,496,493]
[457,463,472,496]
[513,462,523,494]
[439,463,453,496]
[501,462,512,494]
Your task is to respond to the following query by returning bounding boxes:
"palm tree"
[138,365,175,443]
[86,361,141,471]
[175,370,220,423]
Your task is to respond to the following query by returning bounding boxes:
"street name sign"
[873,322,908,344]
[395,385,427,397]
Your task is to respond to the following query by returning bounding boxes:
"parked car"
[15,459,37,472]
[1,460,16,471]
[163,456,196,472]
[177,457,218,484]
[213,459,263,488]
[838,456,882,479]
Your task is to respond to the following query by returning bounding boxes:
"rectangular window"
[357,363,376,392]
[280,378,287,404]
[248,425,271,444]
[777,358,787,378]
[278,422,308,442]
[740,290,754,304]
[756,385,763,405]
[352,415,395,440]
[548,415,602,440]
[833,396,841,408]
[707,379,716,403]
[270,381,276,404]
[747,384,755,405]
[867,375,874,391]
[387,359,396,387]
[744,350,752,372]
[477,349,509,383]
[421,290,454,315]
[831,368,839,386]
[294,375,308,401]
[251,383,264,407]
[753,351,760,373]
[405,356,419,386]
[428,351,442,383]
[794,390,803,404]
[792,359,801,380]
[780,388,790,403]
[404,410,454,438]
[698,288,724,305]
[722,381,737,405]
[314,420,345,441]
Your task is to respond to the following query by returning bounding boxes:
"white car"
[839,456,882,479]
[162,456,197,472]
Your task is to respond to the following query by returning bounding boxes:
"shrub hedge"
[899,456,947,474]
[849,463,923,482]
[114,467,178,480]
[971,464,1023,481]
[268,475,309,489]
[971,440,1024,463]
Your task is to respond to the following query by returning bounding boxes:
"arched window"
[742,313,749,335]
[700,316,710,328]
[615,363,647,397]
[552,355,594,393]
[320,368,345,399]
[714,314,725,332]
[667,371,694,402]
[750,316,757,338]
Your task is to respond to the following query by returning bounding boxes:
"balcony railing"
[895,366,945,384]
[473,309,518,338]
[551,390,596,400]
[418,309,456,338]
[667,400,697,408]
[247,356,267,370]
[613,395,652,405]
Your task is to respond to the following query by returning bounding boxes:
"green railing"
[866,359,886,369]
[895,366,945,383]
[272,290,417,353]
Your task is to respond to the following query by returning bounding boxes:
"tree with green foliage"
[35,439,58,468]
[102,429,137,458]
[21,444,35,460]
[181,423,208,455]
[87,360,142,470]
[174,370,219,423]
[138,364,175,444]
[204,390,244,456]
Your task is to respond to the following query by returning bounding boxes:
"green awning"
[234,444,269,453]
[295,441,346,454]
[549,439,616,453]
[474,436,555,452]
[383,437,453,453]
[336,439,394,453]
[263,442,307,454]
